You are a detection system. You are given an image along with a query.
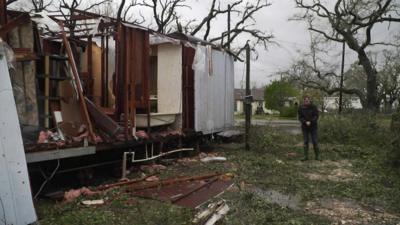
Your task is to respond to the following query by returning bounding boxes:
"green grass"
[35,114,400,225]
[235,113,297,120]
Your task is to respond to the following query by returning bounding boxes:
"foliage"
[264,80,299,111]
[318,113,391,147]
[391,109,400,171]
[294,0,400,110]
[243,114,400,214]
[280,106,298,118]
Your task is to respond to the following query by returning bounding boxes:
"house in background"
[324,96,363,111]
[234,88,270,115]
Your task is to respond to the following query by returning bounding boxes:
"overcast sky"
[11,0,400,88]
[179,0,312,88]
[175,0,400,89]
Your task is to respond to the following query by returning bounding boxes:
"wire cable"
[34,158,60,200]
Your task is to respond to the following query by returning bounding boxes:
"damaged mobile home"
[0,4,235,222]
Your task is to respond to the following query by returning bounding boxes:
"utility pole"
[227,4,231,51]
[245,43,252,151]
[339,42,346,114]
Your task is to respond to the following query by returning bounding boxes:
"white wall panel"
[0,44,37,225]
[157,44,183,114]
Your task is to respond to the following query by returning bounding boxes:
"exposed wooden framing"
[0,13,30,39]
[87,36,93,100]
[60,23,97,142]
[44,56,50,128]
[13,48,38,62]
[105,35,109,107]
[0,0,6,27]
[128,28,134,138]
[101,34,106,106]
[143,33,150,133]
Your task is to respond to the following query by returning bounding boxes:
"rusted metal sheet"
[128,173,233,208]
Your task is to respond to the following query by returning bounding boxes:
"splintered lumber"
[85,97,121,137]
[59,23,96,142]
[96,173,158,191]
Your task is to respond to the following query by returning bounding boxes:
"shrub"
[318,112,391,147]
[279,106,297,118]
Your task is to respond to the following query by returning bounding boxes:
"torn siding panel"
[0,45,37,225]
[157,44,183,114]
[194,47,234,134]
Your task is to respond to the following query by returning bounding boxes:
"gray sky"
[171,0,312,88]
[175,0,400,88]
[11,0,400,88]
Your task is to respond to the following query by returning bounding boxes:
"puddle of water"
[251,187,301,210]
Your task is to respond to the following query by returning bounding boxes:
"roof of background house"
[234,88,265,101]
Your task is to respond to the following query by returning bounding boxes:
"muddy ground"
[36,123,400,225]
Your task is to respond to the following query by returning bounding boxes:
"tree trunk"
[358,50,379,110]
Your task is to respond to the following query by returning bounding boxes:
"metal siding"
[194,48,234,134]
[0,45,37,225]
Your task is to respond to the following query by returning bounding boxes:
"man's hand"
[306,121,311,126]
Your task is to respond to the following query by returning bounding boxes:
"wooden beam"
[0,13,30,39]
[0,0,6,27]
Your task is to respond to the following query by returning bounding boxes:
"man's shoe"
[314,146,320,160]
[302,146,309,161]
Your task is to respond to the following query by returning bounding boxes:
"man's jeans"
[302,126,318,148]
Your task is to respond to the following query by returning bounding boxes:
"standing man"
[298,96,320,161]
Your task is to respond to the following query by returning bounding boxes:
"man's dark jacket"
[298,104,319,129]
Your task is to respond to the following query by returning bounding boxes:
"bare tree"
[58,0,111,36]
[31,0,53,12]
[139,0,189,33]
[188,0,242,40]
[379,50,400,112]
[139,0,273,58]
[207,0,273,53]
[294,0,400,110]
[285,35,368,107]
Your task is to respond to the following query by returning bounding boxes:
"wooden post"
[245,43,251,151]
[44,56,50,128]
[339,42,345,114]
[0,0,6,27]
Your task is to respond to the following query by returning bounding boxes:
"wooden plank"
[60,23,97,142]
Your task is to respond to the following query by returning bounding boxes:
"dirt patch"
[302,160,359,182]
[305,198,399,225]
[251,187,302,210]
[304,168,359,182]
